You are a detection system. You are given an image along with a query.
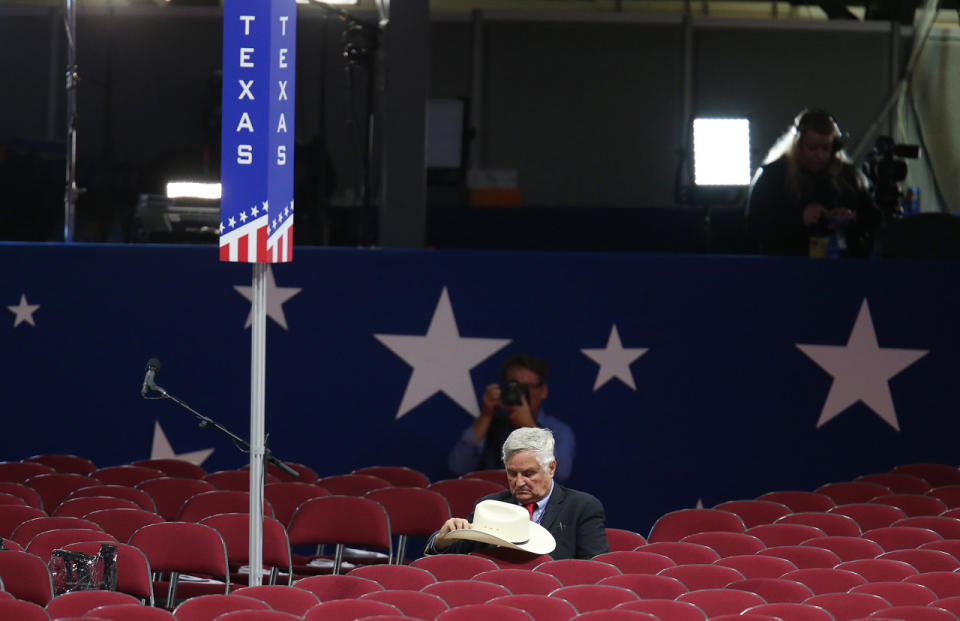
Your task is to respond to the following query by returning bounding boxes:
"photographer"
[448,353,575,483]
[746,109,881,258]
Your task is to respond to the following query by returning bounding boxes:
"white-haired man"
[429,426,608,560]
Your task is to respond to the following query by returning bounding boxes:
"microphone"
[141,358,161,397]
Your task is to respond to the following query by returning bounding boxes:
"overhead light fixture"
[166,182,222,200]
[692,118,751,186]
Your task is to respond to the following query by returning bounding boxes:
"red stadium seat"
[828,503,908,531]
[93,465,166,487]
[364,486,450,563]
[892,516,960,539]
[871,494,949,517]
[676,587,766,616]
[410,554,498,581]
[835,558,918,582]
[658,564,745,590]
[903,572,960,599]
[714,500,793,528]
[63,540,155,605]
[862,526,942,552]
[460,470,509,487]
[316,474,393,496]
[293,574,383,600]
[714,554,798,579]
[782,567,867,595]
[230,585,320,616]
[490,593,578,621]
[775,512,862,537]
[878,549,960,573]
[635,541,720,565]
[134,477,215,521]
[605,528,647,551]
[746,602,836,621]
[263,482,329,528]
[801,535,885,561]
[549,584,639,612]
[867,606,960,621]
[647,509,746,543]
[747,523,828,547]
[353,465,431,488]
[435,603,537,621]
[535,558,621,586]
[615,599,707,621]
[171,594,269,621]
[816,482,892,505]
[0,599,51,621]
[926,486,960,509]
[361,589,450,620]
[592,550,676,575]
[802,592,891,621]
[65,484,157,512]
[302,598,402,621]
[757,544,843,569]
[0,549,55,605]
[25,473,101,514]
[428,479,505,518]
[681,531,766,557]
[287,495,392,573]
[53,495,141,517]
[849,581,938,606]
[728,577,814,603]
[24,454,96,476]
[857,473,932,494]
[475,568,562,595]
[891,464,960,488]
[201,469,280,491]
[421,578,511,607]
[759,492,836,513]
[83,507,164,543]
[349,564,437,590]
[43,590,139,619]
[132,459,205,479]
[598,573,688,599]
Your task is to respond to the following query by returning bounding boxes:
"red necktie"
[524,503,536,520]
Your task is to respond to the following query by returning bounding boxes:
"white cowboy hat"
[438,499,556,555]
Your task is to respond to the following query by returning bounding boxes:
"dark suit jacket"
[433,484,609,560]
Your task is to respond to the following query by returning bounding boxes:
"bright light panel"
[166,182,222,200]
[693,118,751,186]
[296,0,359,5]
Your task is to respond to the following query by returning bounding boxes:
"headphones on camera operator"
[794,108,847,156]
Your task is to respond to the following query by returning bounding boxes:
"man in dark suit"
[429,426,608,560]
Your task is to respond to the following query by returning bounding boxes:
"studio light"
[166,182,222,200]
[692,118,751,186]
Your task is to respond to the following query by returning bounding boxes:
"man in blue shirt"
[448,353,575,483]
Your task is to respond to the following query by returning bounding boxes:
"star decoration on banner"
[796,298,928,431]
[374,287,511,419]
[581,324,648,391]
[7,293,40,327]
[234,265,302,330]
[251,204,259,217]
[150,421,214,465]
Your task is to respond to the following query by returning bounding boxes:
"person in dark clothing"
[746,109,881,257]
[429,427,608,560]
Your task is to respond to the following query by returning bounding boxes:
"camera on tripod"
[862,136,920,217]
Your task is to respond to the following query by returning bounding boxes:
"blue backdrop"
[2,242,958,536]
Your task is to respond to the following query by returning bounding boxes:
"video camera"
[862,136,920,217]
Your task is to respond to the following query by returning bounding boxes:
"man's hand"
[506,394,537,428]
[434,517,471,550]
[803,203,827,227]
[480,384,501,418]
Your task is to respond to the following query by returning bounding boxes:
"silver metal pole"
[64,0,79,242]
[248,263,267,587]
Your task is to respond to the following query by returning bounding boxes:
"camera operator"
[746,109,881,258]
[448,353,575,483]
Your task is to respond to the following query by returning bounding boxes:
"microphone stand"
[145,383,299,478]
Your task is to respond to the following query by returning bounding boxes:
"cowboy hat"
[438,499,556,555]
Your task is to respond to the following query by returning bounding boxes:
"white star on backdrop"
[150,421,214,465]
[796,298,928,431]
[7,293,40,327]
[374,287,511,419]
[581,324,648,390]
[234,265,302,330]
